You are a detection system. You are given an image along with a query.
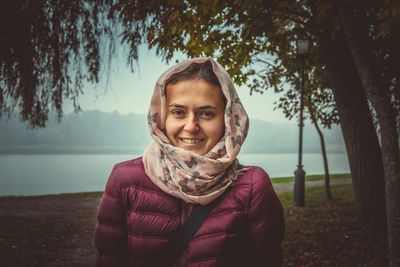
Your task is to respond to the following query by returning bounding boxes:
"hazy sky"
[64,45,292,123]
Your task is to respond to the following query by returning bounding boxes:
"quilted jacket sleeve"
[248,167,285,267]
[94,166,129,267]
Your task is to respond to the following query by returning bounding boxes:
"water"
[0,153,349,196]
[237,153,349,177]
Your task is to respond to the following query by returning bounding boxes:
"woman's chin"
[174,141,207,155]
[182,148,205,156]
[177,145,207,156]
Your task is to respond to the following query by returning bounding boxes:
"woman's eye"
[199,111,215,119]
[171,110,185,117]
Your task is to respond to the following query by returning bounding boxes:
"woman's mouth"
[180,138,204,144]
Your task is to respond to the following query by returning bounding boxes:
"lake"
[0,153,349,196]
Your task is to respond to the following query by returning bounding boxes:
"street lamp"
[294,39,309,207]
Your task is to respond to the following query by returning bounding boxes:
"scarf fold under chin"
[143,57,249,206]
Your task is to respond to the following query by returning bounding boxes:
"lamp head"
[296,39,310,55]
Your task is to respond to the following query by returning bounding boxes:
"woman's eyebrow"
[168,104,217,109]
[198,105,217,110]
[168,103,185,108]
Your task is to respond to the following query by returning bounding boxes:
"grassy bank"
[0,183,387,266]
[271,173,351,184]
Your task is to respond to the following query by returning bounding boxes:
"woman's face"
[165,79,225,155]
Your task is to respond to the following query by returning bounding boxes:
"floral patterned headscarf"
[143,57,249,205]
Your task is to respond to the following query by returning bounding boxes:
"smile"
[180,138,204,144]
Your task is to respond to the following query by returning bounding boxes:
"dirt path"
[0,179,351,266]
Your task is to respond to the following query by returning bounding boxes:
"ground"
[0,192,102,266]
[0,180,388,266]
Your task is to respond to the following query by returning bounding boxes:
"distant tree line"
[0,110,345,154]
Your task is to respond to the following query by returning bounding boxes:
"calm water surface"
[0,153,349,196]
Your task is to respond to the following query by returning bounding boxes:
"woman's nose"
[183,115,199,132]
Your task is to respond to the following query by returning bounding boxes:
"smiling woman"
[94,58,285,267]
[165,78,225,156]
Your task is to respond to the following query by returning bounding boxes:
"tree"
[315,18,387,227]
[334,1,400,264]
[307,94,332,200]
[0,0,110,127]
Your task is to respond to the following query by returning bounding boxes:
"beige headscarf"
[143,57,249,205]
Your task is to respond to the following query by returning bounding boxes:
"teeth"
[181,138,201,144]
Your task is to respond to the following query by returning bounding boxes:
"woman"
[94,57,284,267]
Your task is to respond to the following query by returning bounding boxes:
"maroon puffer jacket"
[94,157,284,267]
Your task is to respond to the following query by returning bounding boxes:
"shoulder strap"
[163,201,217,266]
[174,201,217,253]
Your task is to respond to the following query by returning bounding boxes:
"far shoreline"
[0,173,351,198]
[0,146,346,155]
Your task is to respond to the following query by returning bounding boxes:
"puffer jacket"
[94,157,284,267]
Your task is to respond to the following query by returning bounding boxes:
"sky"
[64,45,293,124]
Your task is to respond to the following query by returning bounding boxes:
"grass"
[271,173,351,184]
[279,184,387,266]
[0,191,103,200]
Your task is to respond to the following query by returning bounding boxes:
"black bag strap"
[162,201,217,266]
[174,201,217,253]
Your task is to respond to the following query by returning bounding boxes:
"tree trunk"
[307,103,332,200]
[337,3,400,265]
[317,28,387,228]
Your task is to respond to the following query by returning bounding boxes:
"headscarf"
[143,57,249,205]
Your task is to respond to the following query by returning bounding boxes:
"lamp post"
[294,39,309,207]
